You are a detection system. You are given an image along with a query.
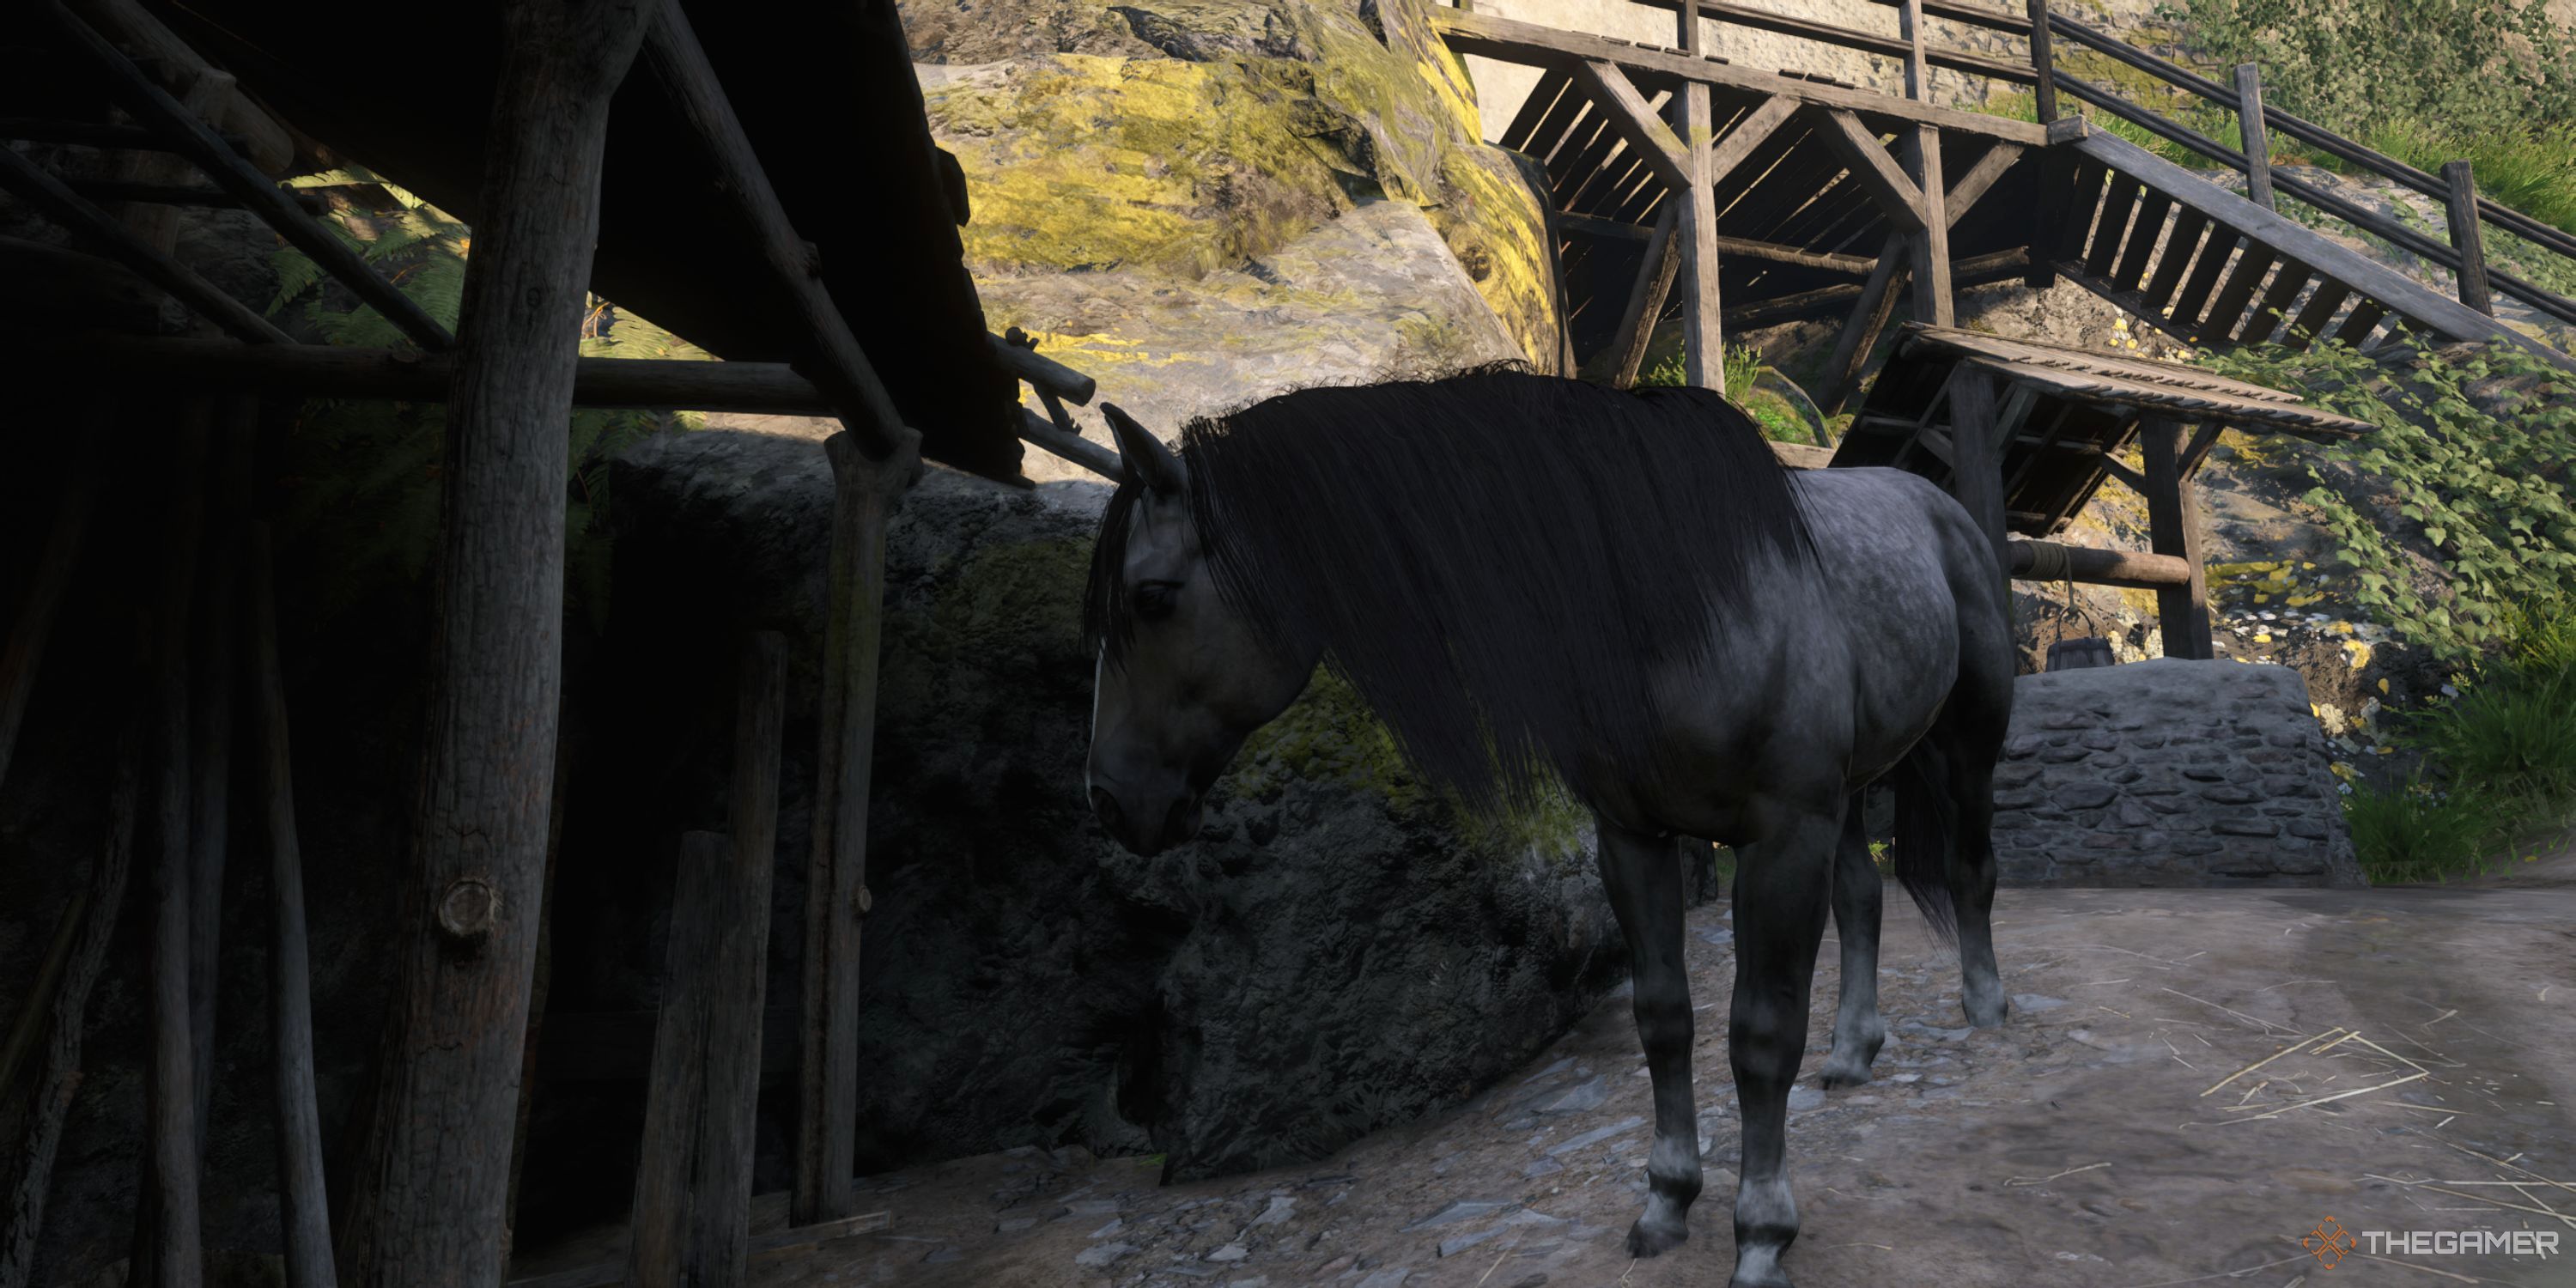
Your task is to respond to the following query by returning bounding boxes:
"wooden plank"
[2111,192,2172,289]
[1942,142,2024,229]
[2233,63,2274,211]
[1724,246,2027,330]
[2167,234,2241,335]
[797,431,908,1224]
[2142,418,2213,659]
[1611,206,1682,387]
[1705,94,1802,188]
[333,3,659,1283]
[1901,325,2305,401]
[1823,233,1910,413]
[2026,0,2059,122]
[1569,61,1691,191]
[1958,355,2371,438]
[42,0,453,349]
[2330,298,2387,348]
[629,832,751,1288]
[0,145,291,344]
[1677,81,1723,388]
[2195,243,2276,343]
[1428,9,2054,144]
[2141,208,2208,311]
[2240,260,2312,346]
[1908,125,1953,325]
[2282,278,2353,349]
[2074,131,2569,368]
[1622,0,2039,86]
[2441,161,2495,316]
[2083,175,2141,279]
[1818,110,1927,232]
[1499,70,1576,152]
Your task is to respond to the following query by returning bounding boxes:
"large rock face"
[1991,659,2366,887]
[598,430,1625,1182]
[904,0,1564,480]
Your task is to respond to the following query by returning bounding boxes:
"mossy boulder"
[909,0,1564,478]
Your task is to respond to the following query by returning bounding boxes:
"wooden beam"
[2141,418,2214,659]
[1909,126,1954,325]
[1818,111,1928,232]
[1568,61,1691,191]
[1822,233,1911,413]
[2232,63,2274,212]
[1624,0,2040,87]
[642,3,911,459]
[334,3,659,1284]
[61,0,295,173]
[1725,246,2028,330]
[2007,540,2190,589]
[796,433,908,1224]
[43,0,452,349]
[1899,0,1930,100]
[1608,205,1682,388]
[0,146,291,344]
[2026,0,2059,122]
[989,332,1097,405]
[1676,81,1723,388]
[246,525,337,1288]
[2441,161,2495,317]
[1558,212,1872,273]
[1427,9,2053,145]
[1706,95,1801,188]
[1943,143,2023,229]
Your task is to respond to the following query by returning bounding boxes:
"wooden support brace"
[62,0,295,173]
[1943,143,2024,229]
[2008,540,2190,589]
[2026,0,2059,123]
[1676,81,1724,388]
[1608,204,1682,388]
[1822,232,1910,413]
[1819,111,1928,232]
[1704,95,1801,189]
[1899,0,1930,100]
[0,146,290,344]
[1908,125,1954,326]
[2441,161,2495,316]
[2142,417,2214,659]
[1568,61,1692,191]
[2233,63,2274,213]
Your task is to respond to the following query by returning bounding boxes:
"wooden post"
[1676,0,1698,54]
[2233,63,2274,212]
[1608,205,1681,387]
[502,729,575,1272]
[1674,82,1724,389]
[0,438,94,793]
[187,398,255,1166]
[246,525,337,1288]
[1823,233,1910,412]
[1899,0,1929,102]
[1943,369,2012,595]
[795,438,911,1224]
[2441,161,2495,316]
[1909,126,1954,327]
[2026,0,2058,124]
[135,401,210,1288]
[2,696,144,1288]
[334,3,659,1285]
[2141,418,2214,659]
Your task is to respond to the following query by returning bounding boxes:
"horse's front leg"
[1728,805,1838,1288]
[1819,795,1886,1088]
[1591,817,1701,1258]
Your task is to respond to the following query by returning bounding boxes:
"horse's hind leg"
[1592,818,1702,1259]
[1818,796,1885,1089]
[1941,636,2015,1029]
[1727,805,1837,1288]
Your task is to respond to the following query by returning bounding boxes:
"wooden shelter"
[0,2,1104,1285]
[1829,325,2372,657]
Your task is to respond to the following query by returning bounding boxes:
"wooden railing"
[1617,0,2576,331]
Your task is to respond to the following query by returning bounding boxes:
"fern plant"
[265,166,705,630]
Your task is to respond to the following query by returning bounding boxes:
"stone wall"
[1992,659,2366,887]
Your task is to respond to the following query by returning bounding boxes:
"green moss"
[922,537,1094,653]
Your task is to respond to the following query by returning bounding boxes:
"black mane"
[1086,366,1815,814]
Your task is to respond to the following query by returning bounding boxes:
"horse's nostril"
[1090,786,1126,834]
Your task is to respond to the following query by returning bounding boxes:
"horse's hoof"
[1965,999,2009,1029]
[1729,1249,1795,1288]
[1818,1061,1872,1090]
[1626,1216,1689,1259]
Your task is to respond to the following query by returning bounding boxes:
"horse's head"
[1084,405,1314,857]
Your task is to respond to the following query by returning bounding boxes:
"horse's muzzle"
[1090,784,1200,856]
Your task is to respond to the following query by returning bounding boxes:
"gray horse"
[1079,368,2013,1288]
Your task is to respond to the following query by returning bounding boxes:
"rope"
[2021,539,2072,583]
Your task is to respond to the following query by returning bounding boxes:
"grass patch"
[1637,345,1820,443]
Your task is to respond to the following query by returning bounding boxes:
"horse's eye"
[1133,580,1180,622]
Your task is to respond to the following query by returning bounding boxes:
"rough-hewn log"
[0,146,291,344]
[1823,233,1911,413]
[61,0,294,173]
[989,332,1097,405]
[1609,205,1682,388]
[2,702,143,1288]
[2232,63,2273,212]
[2008,540,2190,589]
[246,525,337,1288]
[796,433,915,1224]
[135,402,210,1288]
[2026,0,2058,121]
[2142,417,2214,659]
[1909,125,1954,325]
[334,3,659,1284]
[2442,161,2494,317]
[0,440,94,793]
[501,732,574,1272]
[42,0,452,349]
[1554,213,1880,274]
[642,3,908,460]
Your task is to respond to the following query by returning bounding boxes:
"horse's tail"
[1891,738,1959,949]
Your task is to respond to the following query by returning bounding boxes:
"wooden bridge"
[1432,0,2576,410]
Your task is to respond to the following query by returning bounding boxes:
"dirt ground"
[514,858,2576,1288]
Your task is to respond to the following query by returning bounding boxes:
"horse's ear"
[1102,403,1184,495]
